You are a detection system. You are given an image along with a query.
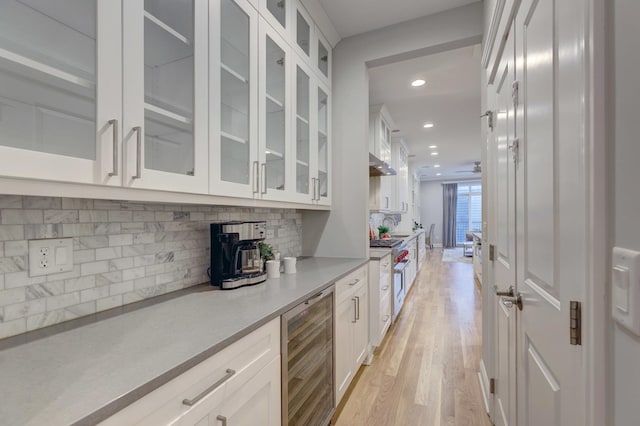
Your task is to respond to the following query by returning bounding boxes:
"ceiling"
[368,45,482,181]
[317,0,480,39]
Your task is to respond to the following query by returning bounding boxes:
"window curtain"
[442,183,458,248]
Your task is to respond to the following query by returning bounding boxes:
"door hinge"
[489,244,496,261]
[509,138,520,164]
[570,301,582,346]
[512,80,519,106]
[489,378,496,394]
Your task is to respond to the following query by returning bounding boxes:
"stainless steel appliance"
[393,258,410,322]
[281,287,334,426]
[210,221,266,289]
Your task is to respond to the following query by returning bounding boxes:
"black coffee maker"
[210,221,267,289]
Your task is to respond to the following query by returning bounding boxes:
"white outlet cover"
[28,238,74,277]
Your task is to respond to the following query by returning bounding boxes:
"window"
[456,183,482,244]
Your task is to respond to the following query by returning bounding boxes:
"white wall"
[303,3,483,259]
[612,1,640,424]
[419,181,443,246]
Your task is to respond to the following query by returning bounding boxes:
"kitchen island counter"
[0,257,368,426]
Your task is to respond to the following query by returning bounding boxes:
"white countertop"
[0,257,368,426]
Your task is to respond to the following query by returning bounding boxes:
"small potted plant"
[259,241,274,262]
[377,225,390,239]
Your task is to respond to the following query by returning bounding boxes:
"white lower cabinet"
[100,318,280,426]
[368,255,392,350]
[334,265,368,405]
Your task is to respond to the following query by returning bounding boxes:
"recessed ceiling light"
[428,145,438,149]
[430,152,439,156]
[411,79,426,87]
[434,164,440,168]
[436,173,442,176]
[423,123,434,128]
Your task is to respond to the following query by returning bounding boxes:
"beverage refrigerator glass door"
[281,287,335,426]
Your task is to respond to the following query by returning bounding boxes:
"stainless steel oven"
[281,286,334,426]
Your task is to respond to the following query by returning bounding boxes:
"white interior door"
[492,26,517,426]
[514,0,586,424]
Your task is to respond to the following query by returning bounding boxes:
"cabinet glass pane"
[318,88,328,198]
[221,0,250,185]
[267,0,286,28]
[318,39,328,77]
[144,0,195,175]
[0,0,97,160]
[265,36,285,191]
[296,11,310,56]
[296,66,309,195]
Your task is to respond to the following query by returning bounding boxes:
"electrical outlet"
[28,238,74,277]
[266,229,275,239]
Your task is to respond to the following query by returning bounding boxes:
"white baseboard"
[478,359,491,415]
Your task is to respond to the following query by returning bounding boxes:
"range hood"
[369,153,397,176]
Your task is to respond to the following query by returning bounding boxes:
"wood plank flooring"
[334,249,492,426]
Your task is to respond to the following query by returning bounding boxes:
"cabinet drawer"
[335,265,367,304]
[100,318,280,426]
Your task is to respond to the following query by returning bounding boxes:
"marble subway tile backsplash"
[0,196,302,339]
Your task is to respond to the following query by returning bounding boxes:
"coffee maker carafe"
[210,221,267,289]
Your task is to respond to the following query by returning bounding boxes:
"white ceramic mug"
[266,260,280,278]
[283,257,297,274]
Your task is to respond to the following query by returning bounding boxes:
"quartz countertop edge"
[0,257,368,426]
[369,248,393,260]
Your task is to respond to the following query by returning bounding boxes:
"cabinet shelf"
[266,93,284,112]
[221,62,248,83]
[145,102,192,128]
[144,11,191,46]
[296,114,309,125]
[265,149,283,159]
[0,48,94,93]
[296,159,309,167]
[220,130,247,144]
[144,11,193,67]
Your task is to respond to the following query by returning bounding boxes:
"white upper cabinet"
[314,82,331,205]
[259,20,293,201]
[259,0,290,41]
[0,0,122,185]
[315,28,331,87]
[0,0,330,206]
[292,0,313,64]
[210,0,260,198]
[292,59,312,202]
[122,0,209,194]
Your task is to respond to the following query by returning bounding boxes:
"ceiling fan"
[456,161,482,174]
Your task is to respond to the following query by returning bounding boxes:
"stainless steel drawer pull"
[182,369,236,406]
[132,126,142,179]
[355,296,360,320]
[352,298,357,323]
[108,119,118,177]
[348,278,360,286]
[217,415,228,426]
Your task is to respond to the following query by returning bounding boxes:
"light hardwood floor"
[334,249,492,426]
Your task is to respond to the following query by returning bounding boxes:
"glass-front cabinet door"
[260,0,289,40]
[122,0,208,193]
[293,62,311,201]
[210,0,259,198]
[0,1,122,185]
[315,83,330,205]
[259,20,291,200]
[316,30,331,87]
[293,0,313,64]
